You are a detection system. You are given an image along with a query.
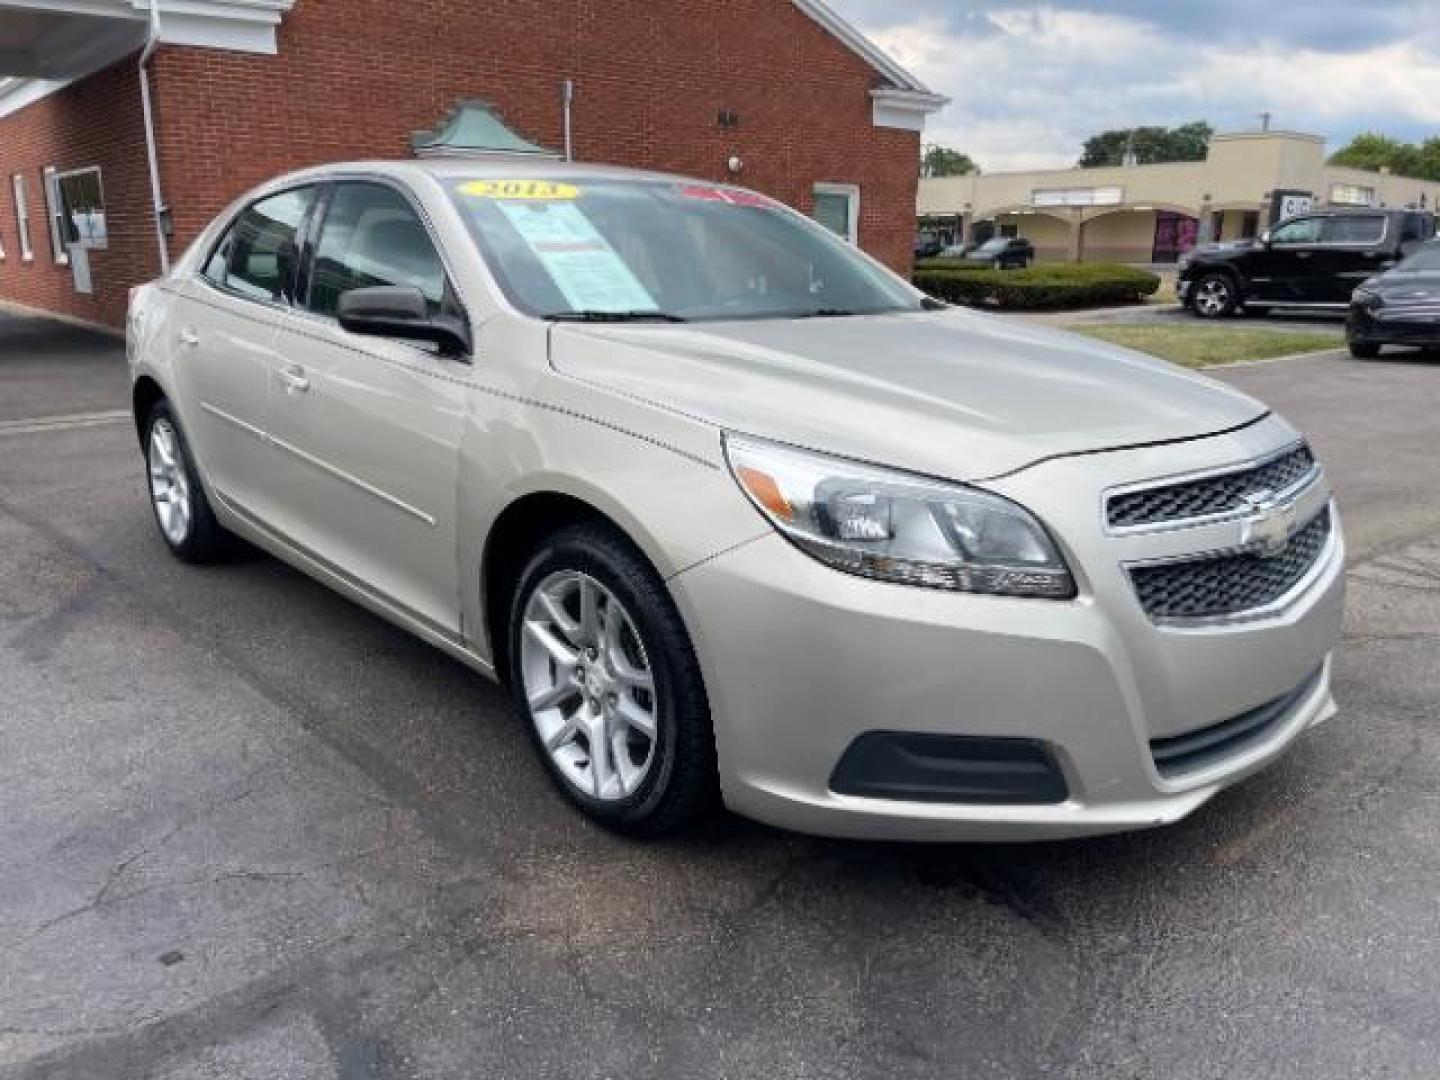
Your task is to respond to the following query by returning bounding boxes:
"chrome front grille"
[1129,507,1332,621]
[1107,443,1317,530]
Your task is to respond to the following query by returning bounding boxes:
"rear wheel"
[508,523,717,836]
[1191,273,1237,318]
[1348,340,1382,359]
[143,400,231,563]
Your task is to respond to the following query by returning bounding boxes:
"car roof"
[256,157,699,193]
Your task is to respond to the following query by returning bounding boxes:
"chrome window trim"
[1121,500,1336,628]
[1102,438,1319,536]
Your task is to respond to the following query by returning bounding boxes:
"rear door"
[266,178,469,633]
[1247,215,1323,302]
[179,185,315,517]
[1312,214,1389,302]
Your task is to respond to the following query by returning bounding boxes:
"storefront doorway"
[1152,211,1198,262]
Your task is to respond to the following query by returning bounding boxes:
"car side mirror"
[1259,230,1272,247]
[337,285,471,358]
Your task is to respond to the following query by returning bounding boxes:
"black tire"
[1348,340,1382,359]
[142,399,232,563]
[507,522,717,836]
[1190,273,1237,318]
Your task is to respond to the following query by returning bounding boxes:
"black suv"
[1178,207,1434,318]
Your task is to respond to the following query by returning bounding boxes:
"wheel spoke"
[529,681,579,711]
[524,619,579,671]
[544,716,581,752]
[615,697,656,738]
[577,578,600,645]
[536,589,581,645]
[585,710,615,798]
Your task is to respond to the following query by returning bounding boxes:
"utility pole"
[1258,111,1272,132]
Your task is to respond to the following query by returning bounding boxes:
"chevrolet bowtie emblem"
[1239,488,1297,557]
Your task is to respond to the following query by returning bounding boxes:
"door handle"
[1295,251,1312,259]
[178,327,200,348]
[277,365,310,394]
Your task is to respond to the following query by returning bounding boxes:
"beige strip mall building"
[918,130,1440,264]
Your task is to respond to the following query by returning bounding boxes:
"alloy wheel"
[519,571,659,801]
[1195,277,1231,316]
[148,418,193,546]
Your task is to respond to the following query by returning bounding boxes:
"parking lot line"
[0,409,131,437]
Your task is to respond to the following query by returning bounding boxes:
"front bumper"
[669,415,1345,842]
[1347,304,1440,346]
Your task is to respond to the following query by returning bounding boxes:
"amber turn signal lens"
[735,466,794,521]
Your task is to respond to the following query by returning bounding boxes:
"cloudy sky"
[828,1,1440,172]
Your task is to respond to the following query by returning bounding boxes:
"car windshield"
[1396,243,1440,272]
[447,177,924,321]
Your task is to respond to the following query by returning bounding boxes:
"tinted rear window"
[1325,216,1385,244]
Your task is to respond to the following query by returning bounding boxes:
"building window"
[1330,182,1376,207]
[12,173,34,260]
[812,183,860,244]
[46,166,107,256]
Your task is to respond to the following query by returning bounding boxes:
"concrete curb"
[0,297,124,340]
[1199,347,1344,371]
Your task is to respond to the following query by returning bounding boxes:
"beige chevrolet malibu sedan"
[127,160,1345,840]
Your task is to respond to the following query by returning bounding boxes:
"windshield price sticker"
[498,201,658,313]
[458,180,580,201]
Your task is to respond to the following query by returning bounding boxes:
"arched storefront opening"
[1080,205,1199,264]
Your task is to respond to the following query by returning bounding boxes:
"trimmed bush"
[913,262,1161,310]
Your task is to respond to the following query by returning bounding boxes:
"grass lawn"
[1076,325,1342,368]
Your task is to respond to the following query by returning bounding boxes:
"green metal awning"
[410,100,559,158]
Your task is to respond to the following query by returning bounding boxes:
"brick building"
[0,0,944,327]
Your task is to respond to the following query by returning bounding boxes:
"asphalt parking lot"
[2,309,1439,1080]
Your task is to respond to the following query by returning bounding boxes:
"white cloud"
[855,5,1440,173]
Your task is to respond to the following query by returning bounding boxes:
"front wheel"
[1191,273,1237,318]
[143,400,232,563]
[508,523,717,836]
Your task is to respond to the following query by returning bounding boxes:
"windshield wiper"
[795,308,859,318]
[548,310,688,323]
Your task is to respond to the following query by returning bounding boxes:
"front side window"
[213,186,313,302]
[1270,217,1322,245]
[449,177,920,321]
[12,173,34,260]
[306,182,448,317]
[1323,216,1385,245]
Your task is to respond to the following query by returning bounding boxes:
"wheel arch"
[480,489,665,687]
[132,375,167,446]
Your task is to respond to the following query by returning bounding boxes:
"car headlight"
[724,435,1075,598]
[1351,285,1383,310]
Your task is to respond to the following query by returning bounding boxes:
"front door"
[1247,214,1323,302]
[266,179,468,634]
[178,185,315,518]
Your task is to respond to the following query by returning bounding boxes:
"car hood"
[549,308,1268,481]
[1375,271,1440,296]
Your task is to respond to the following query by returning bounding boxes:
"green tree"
[1329,133,1438,181]
[921,145,979,178]
[1078,122,1214,167]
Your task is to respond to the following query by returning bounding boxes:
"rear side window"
[207,187,313,302]
[305,181,448,318]
[1400,213,1433,243]
[1324,216,1385,244]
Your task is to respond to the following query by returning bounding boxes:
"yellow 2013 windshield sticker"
[457,180,579,201]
